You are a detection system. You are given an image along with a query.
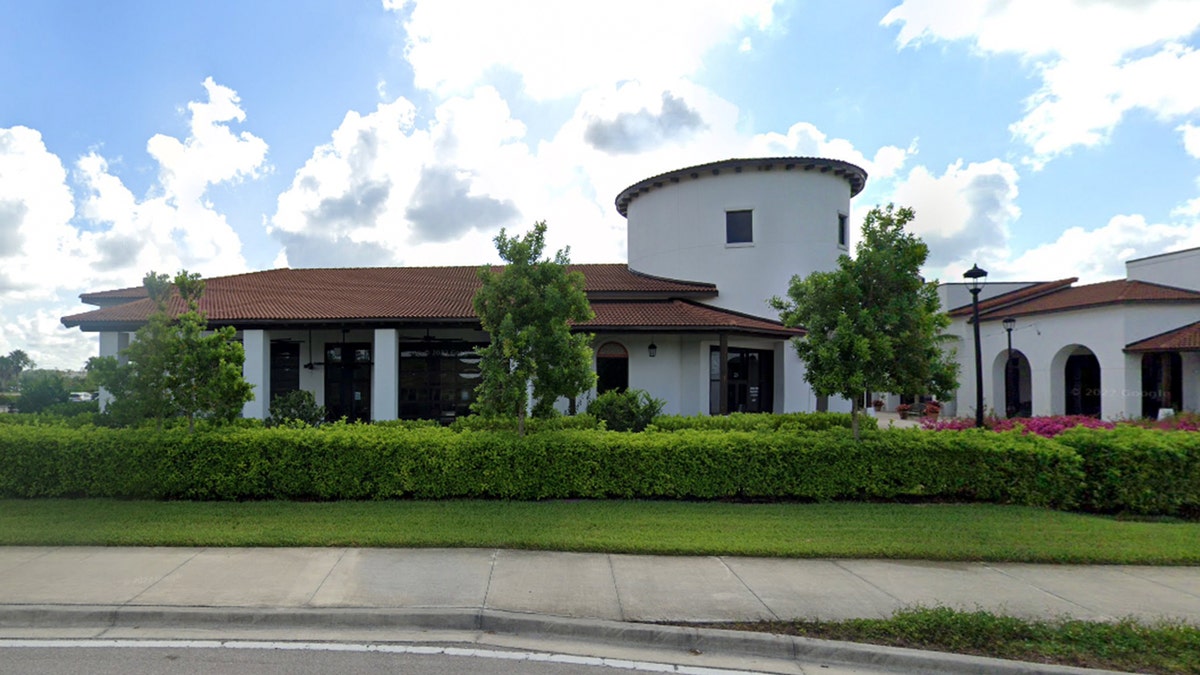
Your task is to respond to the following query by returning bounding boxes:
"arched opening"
[1141,352,1182,418]
[596,342,629,394]
[1063,348,1101,417]
[992,348,1032,418]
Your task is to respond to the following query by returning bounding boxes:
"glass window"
[596,342,629,393]
[838,213,848,247]
[726,210,752,244]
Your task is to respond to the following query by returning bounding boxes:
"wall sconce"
[648,340,657,358]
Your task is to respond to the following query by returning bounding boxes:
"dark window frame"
[837,212,849,248]
[725,209,753,245]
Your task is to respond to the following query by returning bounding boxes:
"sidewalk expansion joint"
[984,564,1098,615]
[304,547,347,606]
[605,554,626,622]
[123,548,205,607]
[716,556,779,621]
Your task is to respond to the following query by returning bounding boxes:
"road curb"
[0,605,1128,675]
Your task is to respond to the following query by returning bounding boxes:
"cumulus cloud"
[883,0,1200,167]
[394,0,778,99]
[75,77,266,279]
[405,166,519,241]
[887,159,1021,274]
[994,214,1200,282]
[584,92,706,155]
[1181,122,1200,159]
[750,121,914,180]
[270,87,534,267]
[0,80,266,369]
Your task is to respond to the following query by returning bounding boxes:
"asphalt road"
[0,640,891,675]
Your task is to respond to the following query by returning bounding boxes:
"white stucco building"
[63,157,867,422]
[939,247,1200,420]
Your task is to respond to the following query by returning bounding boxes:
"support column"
[719,333,728,415]
[372,328,399,422]
[242,330,269,420]
[97,331,129,411]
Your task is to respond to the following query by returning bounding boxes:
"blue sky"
[3,0,1200,368]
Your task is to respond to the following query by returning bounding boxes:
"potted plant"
[872,399,884,412]
[896,403,912,420]
[923,401,941,419]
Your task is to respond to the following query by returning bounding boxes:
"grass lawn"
[1,499,1198,563]
[702,608,1200,675]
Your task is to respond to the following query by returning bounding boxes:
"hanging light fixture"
[648,338,657,358]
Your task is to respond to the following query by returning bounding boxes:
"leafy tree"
[90,270,254,431]
[472,221,596,436]
[15,371,68,413]
[770,204,959,439]
[0,349,34,392]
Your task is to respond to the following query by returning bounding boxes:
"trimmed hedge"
[650,412,873,433]
[1053,426,1200,516]
[0,424,1079,507]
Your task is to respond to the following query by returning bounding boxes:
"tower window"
[838,213,848,247]
[726,210,753,244]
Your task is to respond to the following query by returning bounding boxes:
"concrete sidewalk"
[1,547,1196,674]
[1,547,1196,624]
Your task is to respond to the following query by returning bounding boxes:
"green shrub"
[1054,426,1200,516]
[650,411,874,433]
[449,413,601,433]
[586,389,665,432]
[15,373,69,413]
[0,424,1081,506]
[266,390,326,427]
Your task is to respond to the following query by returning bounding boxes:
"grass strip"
[699,607,1200,675]
[1,500,1198,563]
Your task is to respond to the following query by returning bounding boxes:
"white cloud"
[0,79,267,369]
[883,0,1200,167]
[76,78,266,279]
[395,0,778,99]
[886,159,1021,275]
[1180,122,1200,159]
[993,214,1200,282]
[270,87,538,267]
[750,122,914,180]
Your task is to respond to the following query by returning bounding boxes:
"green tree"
[770,204,959,439]
[14,371,67,413]
[472,221,596,436]
[90,270,253,431]
[0,349,34,392]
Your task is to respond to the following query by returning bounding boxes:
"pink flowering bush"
[921,415,1114,438]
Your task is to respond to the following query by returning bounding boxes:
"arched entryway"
[596,342,629,393]
[1063,348,1101,417]
[992,348,1032,418]
[1141,352,1182,418]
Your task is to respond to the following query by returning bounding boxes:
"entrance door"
[325,342,372,422]
[709,347,774,414]
[1064,353,1100,416]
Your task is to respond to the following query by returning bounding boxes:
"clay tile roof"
[584,300,801,338]
[62,265,719,330]
[614,156,868,217]
[948,278,1077,317]
[976,279,1200,320]
[1125,321,1200,352]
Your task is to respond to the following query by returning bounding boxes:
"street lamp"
[964,264,988,427]
[1003,316,1016,418]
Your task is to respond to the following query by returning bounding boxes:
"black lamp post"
[964,264,988,427]
[1002,316,1016,418]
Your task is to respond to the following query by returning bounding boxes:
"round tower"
[616,157,867,316]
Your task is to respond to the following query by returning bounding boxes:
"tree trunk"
[851,397,860,441]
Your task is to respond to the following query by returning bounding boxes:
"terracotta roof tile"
[585,300,800,337]
[976,279,1200,320]
[63,265,719,330]
[948,278,1077,317]
[1125,321,1200,352]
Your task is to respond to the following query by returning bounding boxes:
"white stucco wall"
[1126,247,1200,292]
[947,303,1200,420]
[625,168,852,317]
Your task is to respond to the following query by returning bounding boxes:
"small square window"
[726,210,752,244]
[837,213,848,247]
